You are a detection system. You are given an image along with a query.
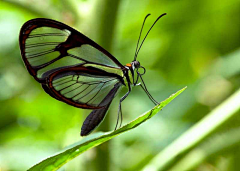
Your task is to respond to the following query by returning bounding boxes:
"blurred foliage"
[0,0,239,170]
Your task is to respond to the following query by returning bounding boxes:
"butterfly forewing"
[20,18,124,82]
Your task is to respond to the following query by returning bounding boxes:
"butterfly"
[19,13,166,136]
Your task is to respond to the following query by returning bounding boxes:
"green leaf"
[28,87,187,171]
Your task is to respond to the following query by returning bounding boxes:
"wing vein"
[86,82,106,104]
[71,85,90,99]
[28,33,66,38]
[27,49,55,59]
[54,79,74,87]
[26,42,60,48]
[76,84,100,101]
[68,54,89,63]
[62,84,84,95]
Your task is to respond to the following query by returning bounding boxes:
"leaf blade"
[28,87,187,171]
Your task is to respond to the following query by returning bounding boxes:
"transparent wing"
[45,65,123,109]
[19,18,124,82]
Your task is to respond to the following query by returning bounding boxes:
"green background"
[0,0,240,170]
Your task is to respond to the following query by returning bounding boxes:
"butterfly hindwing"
[46,65,122,109]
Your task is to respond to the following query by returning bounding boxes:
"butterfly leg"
[136,83,159,105]
[115,89,131,130]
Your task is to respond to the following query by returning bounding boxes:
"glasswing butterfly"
[19,13,166,136]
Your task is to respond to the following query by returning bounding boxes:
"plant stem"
[90,0,121,171]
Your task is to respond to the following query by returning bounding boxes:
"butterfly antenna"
[134,14,151,61]
[136,13,167,57]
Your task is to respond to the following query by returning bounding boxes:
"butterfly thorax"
[123,61,141,86]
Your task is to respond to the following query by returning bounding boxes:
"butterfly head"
[131,60,145,75]
[131,60,140,69]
